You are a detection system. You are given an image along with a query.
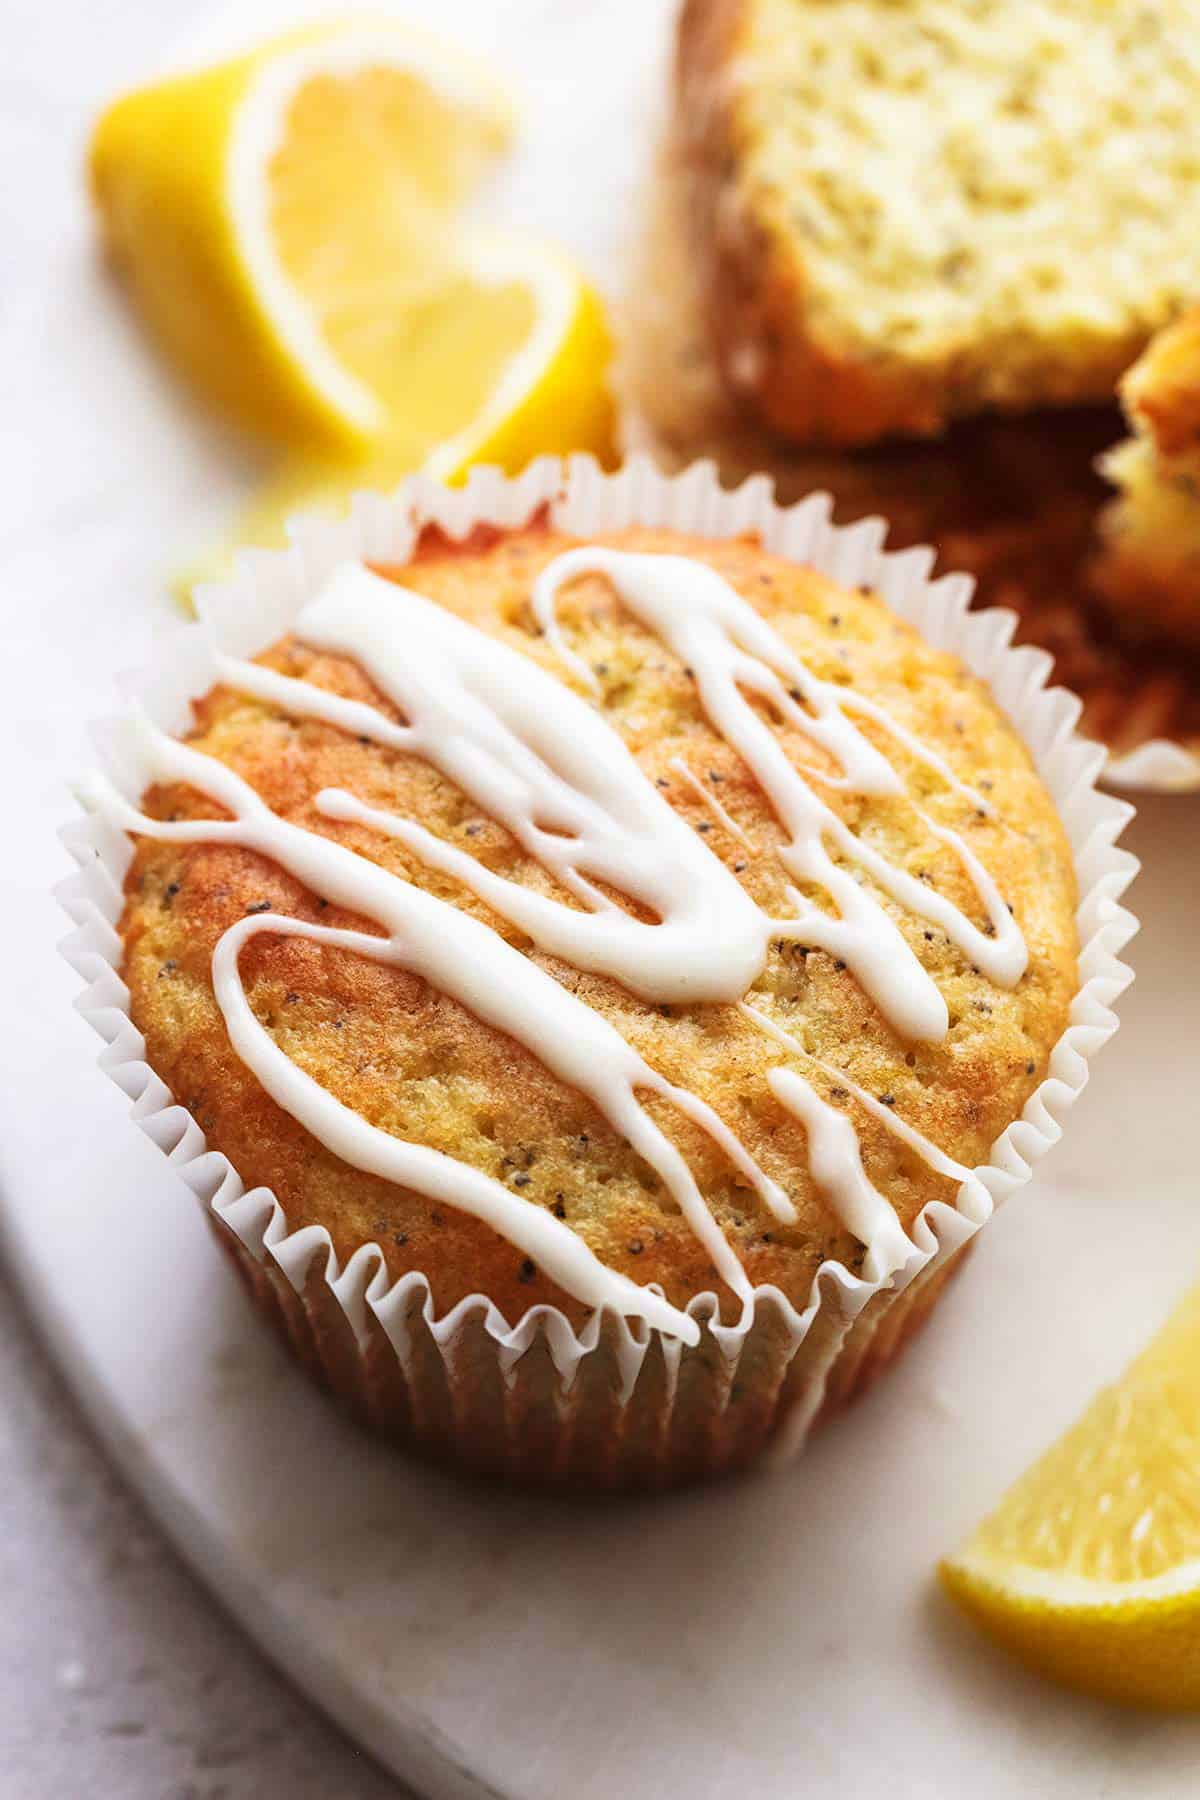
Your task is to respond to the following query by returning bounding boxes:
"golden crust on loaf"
[119,525,1077,1330]
[676,0,1200,449]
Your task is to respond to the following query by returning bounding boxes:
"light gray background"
[1,1268,407,1799]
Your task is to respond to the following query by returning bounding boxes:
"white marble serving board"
[4,2,1200,1795]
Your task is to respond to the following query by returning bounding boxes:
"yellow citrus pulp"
[941,1277,1200,1708]
[90,17,615,590]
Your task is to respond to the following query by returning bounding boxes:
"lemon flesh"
[264,61,531,456]
[941,1279,1200,1708]
[91,20,614,475]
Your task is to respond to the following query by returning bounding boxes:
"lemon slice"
[90,17,614,467]
[940,1279,1200,1708]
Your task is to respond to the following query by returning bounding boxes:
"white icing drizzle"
[534,551,904,791]
[84,713,801,1344]
[836,687,994,816]
[82,545,1030,1341]
[533,549,1027,1042]
[739,1000,991,1246]
[214,912,695,1339]
[666,756,753,850]
[214,565,769,1007]
[766,1070,913,1283]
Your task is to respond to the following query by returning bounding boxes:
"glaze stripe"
[83,548,1028,1336]
[533,549,1026,1043]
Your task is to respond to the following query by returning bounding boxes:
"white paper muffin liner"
[1105,736,1200,792]
[58,454,1138,1487]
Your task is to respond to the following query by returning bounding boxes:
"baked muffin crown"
[107,524,1077,1336]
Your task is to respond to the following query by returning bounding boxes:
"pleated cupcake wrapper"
[1103,737,1200,792]
[57,454,1139,1486]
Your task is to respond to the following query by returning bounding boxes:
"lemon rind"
[948,1548,1200,1611]
[423,233,579,480]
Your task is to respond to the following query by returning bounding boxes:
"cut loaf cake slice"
[1095,308,1200,652]
[676,0,1200,447]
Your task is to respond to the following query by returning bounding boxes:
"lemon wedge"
[90,17,615,474]
[940,1278,1200,1709]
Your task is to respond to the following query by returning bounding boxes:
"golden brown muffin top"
[119,523,1078,1329]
